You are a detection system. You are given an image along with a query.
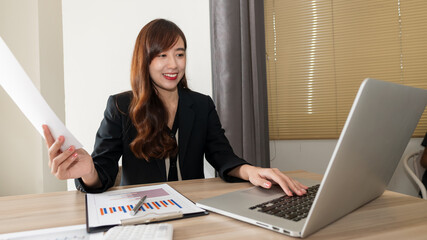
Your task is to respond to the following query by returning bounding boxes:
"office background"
[0,0,424,197]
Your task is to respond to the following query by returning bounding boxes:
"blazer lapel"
[178,88,195,168]
[153,157,167,181]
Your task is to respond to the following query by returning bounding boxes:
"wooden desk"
[1,170,427,239]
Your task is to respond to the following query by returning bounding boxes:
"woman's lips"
[163,73,178,80]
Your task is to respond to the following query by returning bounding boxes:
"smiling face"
[149,37,186,95]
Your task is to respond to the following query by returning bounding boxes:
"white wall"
[0,0,67,196]
[271,138,425,197]
[62,0,214,189]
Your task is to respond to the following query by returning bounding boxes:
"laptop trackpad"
[240,178,320,199]
[241,185,284,198]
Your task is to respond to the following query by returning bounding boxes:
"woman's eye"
[158,54,167,57]
[177,53,185,57]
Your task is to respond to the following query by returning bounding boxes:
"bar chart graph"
[99,199,182,215]
[86,184,205,228]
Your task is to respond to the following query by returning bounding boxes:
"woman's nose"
[167,55,177,68]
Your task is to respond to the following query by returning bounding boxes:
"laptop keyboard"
[249,184,320,222]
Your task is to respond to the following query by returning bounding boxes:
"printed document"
[86,184,206,232]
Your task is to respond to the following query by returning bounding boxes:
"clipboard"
[85,183,208,233]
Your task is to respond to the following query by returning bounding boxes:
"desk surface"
[1,170,427,239]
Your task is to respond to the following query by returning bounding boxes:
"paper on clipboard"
[85,183,207,233]
[0,36,83,151]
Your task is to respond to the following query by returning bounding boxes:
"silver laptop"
[196,78,427,238]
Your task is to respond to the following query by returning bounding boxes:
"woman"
[43,19,307,196]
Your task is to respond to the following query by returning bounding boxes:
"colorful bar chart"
[87,183,205,228]
[99,198,182,216]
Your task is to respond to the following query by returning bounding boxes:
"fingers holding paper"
[51,146,93,180]
[42,125,100,187]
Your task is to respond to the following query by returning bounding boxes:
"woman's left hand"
[228,165,308,196]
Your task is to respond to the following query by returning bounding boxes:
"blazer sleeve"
[75,95,123,193]
[422,132,427,147]
[204,97,250,182]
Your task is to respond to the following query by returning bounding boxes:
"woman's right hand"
[42,125,101,188]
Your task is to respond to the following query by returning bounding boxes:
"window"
[265,0,427,140]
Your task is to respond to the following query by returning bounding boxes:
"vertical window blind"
[265,0,427,140]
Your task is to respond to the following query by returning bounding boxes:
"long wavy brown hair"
[129,19,188,160]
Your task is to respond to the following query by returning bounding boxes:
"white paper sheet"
[0,36,83,151]
[0,224,103,240]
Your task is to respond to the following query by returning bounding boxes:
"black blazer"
[76,87,248,193]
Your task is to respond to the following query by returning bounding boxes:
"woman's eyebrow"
[176,47,186,51]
